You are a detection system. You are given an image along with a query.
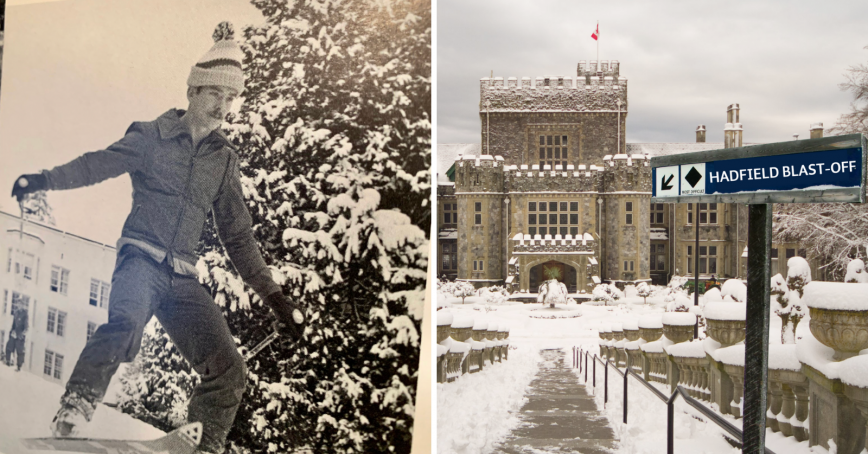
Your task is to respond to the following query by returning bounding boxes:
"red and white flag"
[591,24,600,41]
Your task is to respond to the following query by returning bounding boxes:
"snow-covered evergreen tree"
[190,1,430,452]
[115,321,200,433]
[20,191,56,225]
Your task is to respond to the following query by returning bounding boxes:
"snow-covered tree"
[115,321,200,433]
[775,257,811,344]
[829,45,868,136]
[667,293,692,313]
[537,279,568,308]
[20,191,56,225]
[635,282,651,305]
[845,258,868,283]
[178,2,431,452]
[591,284,623,306]
[452,281,475,304]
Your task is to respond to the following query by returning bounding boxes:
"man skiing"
[10,22,304,454]
[4,306,27,371]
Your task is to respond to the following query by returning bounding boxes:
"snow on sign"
[650,133,867,204]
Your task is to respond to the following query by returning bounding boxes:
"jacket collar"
[156,109,234,148]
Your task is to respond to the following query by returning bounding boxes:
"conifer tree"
[195,1,430,452]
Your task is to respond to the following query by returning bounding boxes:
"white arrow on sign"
[655,166,679,197]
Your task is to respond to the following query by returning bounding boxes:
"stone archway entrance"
[529,261,578,293]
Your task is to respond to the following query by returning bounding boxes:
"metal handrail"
[576,347,777,454]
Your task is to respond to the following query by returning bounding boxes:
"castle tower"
[600,153,652,282]
[453,155,506,286]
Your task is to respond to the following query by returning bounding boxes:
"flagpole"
[596,20,599,68]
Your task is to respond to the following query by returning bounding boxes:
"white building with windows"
[0,210,115,384]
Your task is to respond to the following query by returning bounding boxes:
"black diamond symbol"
[685,167,703,188]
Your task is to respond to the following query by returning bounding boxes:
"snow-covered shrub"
[776,257,811,344]
[480,286,509,305]
[845,259,868,283]
[703,287,723,303]
[592,284,624,306]
[538,279,569,308]
[720,279,747,303]
[660,275,689,303]
[667,293,693,313]
[453,281,476,304]
[636,282,652,305]
[116,320,199,433]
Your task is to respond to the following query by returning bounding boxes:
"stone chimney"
[724,104,743,148]
[810,122,824,139]
[696,125,706,143]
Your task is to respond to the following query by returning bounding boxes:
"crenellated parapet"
[504,164,603,193]
[454,155,506,193]
[576,60,620,80]
[600,154,652,193]
[479,72,627,113]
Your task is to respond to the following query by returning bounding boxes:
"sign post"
[651,133,866,454]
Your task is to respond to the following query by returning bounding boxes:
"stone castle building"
[438,61,822,293]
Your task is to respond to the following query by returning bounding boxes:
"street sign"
[650,134,867,203]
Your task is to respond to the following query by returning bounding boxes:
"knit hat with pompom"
[187,22,244,93]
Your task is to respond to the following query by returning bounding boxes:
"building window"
[688,245,718,274]
[443,203,456,225]
[44,350,64,380]
[46,308,66,336]
[650,203,665,225]
[87,322,98,341]
[538,134,569,169]
[50,266,70,295]
[650,244,666,271]
[688,203,718,225]
[473,260,484,271]
[90,280,111,308]
[441,243,457,271]
[528,200,580,236]
[474,202,482,225]
[10,292,30,316]
[624,260,634,271]
[3,290,7,314]
[625,201,633,225]
[785,248,807,259]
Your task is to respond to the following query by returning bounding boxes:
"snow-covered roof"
[626,142,761,157]
[439,229,457,240]
[650,228,668,241]
[591,275,601,284]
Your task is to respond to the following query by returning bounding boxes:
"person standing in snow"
[9,22,305,454]
[4,307,28,371]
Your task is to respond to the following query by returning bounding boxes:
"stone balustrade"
[436,311,511,383]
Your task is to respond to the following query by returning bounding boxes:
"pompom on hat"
[187,22,244,93]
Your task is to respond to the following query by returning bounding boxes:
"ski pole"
[243,331,280,362]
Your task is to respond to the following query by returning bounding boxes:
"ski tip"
[179,422,203,446]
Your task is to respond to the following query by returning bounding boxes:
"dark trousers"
[5,334,25,369]
[66,246,246,452]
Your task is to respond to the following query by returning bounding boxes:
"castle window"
[443,203,456,225]
[474,202,482,225]
[650,203,664,225]
[624,261,634,271]
[528,200,584,237]
[688,203,718,225]
[528,202,537,212]
[473,260,484,271]
[625,201,633,225]
[570,202,578,211]
[441,243,457,272]
[650,244,666,271]
[538,135,569,169]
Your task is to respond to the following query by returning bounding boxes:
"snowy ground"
[436,288,829,454]
[0,364,162,454]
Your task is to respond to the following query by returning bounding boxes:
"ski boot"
[50,391,96,437]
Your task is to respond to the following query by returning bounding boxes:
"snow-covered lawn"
[0,364,162,453]
[436,287,829,454]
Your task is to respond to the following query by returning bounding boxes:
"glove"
[11,173,48,201]
[266,292,305,340]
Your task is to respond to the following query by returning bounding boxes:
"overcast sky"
[0,0,264,244]
[437,0,868,146]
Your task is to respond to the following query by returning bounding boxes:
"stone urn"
[612,326,625,341]
[704,302,746,347]
[624,328,640,342]
[662,313,696,344]
[805,282,868,361]
[639,316,663,342]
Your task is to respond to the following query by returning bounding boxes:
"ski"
[16,421,201,454]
